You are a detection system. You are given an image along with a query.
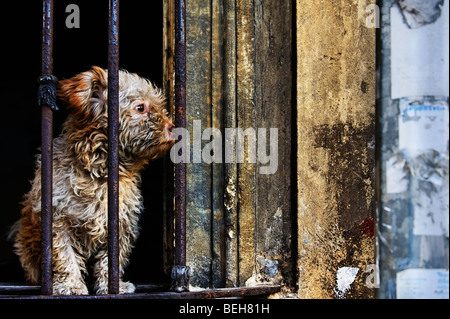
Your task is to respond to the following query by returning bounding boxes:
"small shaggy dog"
[10,66,175,295]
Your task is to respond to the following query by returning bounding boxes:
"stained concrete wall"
[296,0,376,298]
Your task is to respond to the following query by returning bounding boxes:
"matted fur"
[11,66,174,295]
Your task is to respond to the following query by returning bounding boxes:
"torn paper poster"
[397,268,449,299]
[397,0,444,29]
[391,1,449,99]
[335,267,359,299]
[412,179,449,237]
[398,98,449,157]
[386,155,409,194]
[406,149,449,237]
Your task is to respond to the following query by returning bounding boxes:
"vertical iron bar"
[40,0,54,296]
[108,0,120,295]
[174,0,187,268]
[170,0,190,293]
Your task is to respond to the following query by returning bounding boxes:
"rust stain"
[360,217,375,237]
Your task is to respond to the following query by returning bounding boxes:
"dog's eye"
[135,104,146,113]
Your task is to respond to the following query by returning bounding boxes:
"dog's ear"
[58,66,107,124]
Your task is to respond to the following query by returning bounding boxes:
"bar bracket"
[170,265,191,292]
[38,75,58,111]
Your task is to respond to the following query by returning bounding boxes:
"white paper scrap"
[397,269,449,299]
[391,2,449,99]
[413,184,449,237]
[398,98,449,157]
[335,267,359,298]
[386,155,409,194]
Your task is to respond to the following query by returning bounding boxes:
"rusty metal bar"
[107,0,120,295]
[40,0,55,296]
[0,284,162,294]
[170,0,190,293]
[174,0,187,267]
[0,285,281,299]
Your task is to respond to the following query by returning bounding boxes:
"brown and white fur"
[10,66,175,295]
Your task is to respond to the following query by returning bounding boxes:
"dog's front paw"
[94,280,136,295]
[120,281,136,294]
[53,281,89,295]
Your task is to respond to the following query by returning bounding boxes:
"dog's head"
[58,66,175,176]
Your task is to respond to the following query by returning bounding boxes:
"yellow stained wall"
[297,0,376,298]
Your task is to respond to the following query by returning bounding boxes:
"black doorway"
[0,0,167,286]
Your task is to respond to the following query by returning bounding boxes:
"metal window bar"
[0,0,282,299]
[40,0,55,296]
[170,0,191,293]
[107,0,120,295]
[174,0,187,270]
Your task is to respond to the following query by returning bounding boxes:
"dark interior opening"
[0,0,167,287]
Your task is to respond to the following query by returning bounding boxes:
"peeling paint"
[258,257,279,277]
[224,181,236,211]
[273,207,282,219]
